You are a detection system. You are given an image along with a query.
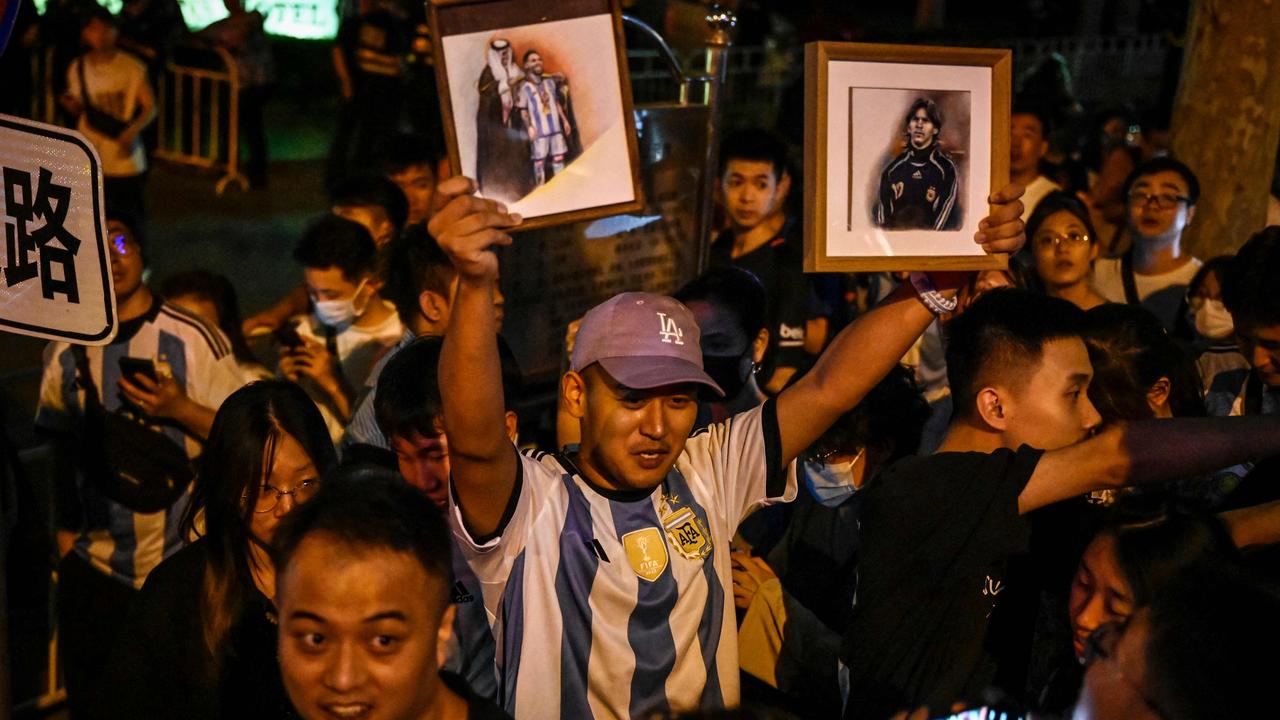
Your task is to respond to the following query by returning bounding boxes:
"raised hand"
[427,176,522,284]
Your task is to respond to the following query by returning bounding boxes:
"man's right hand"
[428,176,522,282]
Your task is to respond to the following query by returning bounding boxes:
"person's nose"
[638,401,665,440]
[273,490,295,518]
[322,641,366,693]
[1081,395,1103,434]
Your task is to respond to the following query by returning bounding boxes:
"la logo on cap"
[657,312,684,345]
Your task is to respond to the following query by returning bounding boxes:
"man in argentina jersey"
[875,98,960,231]
[34,214,245,715]
[427,174,1029,718]
[516,49,573,187]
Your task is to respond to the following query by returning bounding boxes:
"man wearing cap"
[429,176,1027,718]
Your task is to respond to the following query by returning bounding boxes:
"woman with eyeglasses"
[1028,191,1109,311]
[99,380,336,719]
[1036,497,1280,715]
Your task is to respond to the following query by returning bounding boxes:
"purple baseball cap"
[571,292,723,397]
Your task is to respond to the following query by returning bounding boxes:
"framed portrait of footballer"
[429,0,645,230]
[803,41,1012,272]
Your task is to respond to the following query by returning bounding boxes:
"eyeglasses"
[1127,191,1190,210]
[1033,232,1091,250]
[247,479,318,513]
[1080,620,1170,718]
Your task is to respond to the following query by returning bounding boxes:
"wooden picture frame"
[804,41,1012,272]
[429,0,645,231]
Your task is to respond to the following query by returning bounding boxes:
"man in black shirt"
[842,288,1280,718]
[709,129,841,393]
[875,98,960,231]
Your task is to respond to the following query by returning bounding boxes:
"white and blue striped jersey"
[451,400,796,718]
[35,299,246,588]
[517,77,565,139]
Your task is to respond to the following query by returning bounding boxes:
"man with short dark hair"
[875,98,959,231]
[710,128,840,393]
[1010,103,1060,223]
[429,173,1028,717]
[380,133,444,226]
[840,287,1280,719]
[274,468,510,720]
[284,215,401,437]
[372,336,522,700]
[516,48,575,187]
[1204,226,1280,418]
[1092,157,1203,330]
[36,211,244,717]
[340,224,504,455]
[330,175,409,249]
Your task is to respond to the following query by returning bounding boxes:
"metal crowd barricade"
[154,44,250,195]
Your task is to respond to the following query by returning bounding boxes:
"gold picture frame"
[804,41,1012,272]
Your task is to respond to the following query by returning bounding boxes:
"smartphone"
[118,356,158,382]
[274,324,305,349]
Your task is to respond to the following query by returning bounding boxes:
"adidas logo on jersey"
[451,580,475,603]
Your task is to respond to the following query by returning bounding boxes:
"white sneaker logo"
[657,312,684,345]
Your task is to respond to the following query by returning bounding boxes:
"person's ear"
[1185,203,1196,225]
[975,387,1009,431]
[752,328,769,365]
[418,289,450,325]
[776,170,792,202]
[436,603,457,670]
[503,410,519,442]
[562,371,587,419]
[1088,241,1100,261]
[1146,376,1172,415]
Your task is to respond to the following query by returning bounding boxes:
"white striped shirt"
[35,299,246,588]
[452,401,796,718]
[516,77,564,139]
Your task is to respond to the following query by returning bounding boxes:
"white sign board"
[0,114,117,345]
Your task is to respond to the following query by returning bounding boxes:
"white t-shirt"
[453,401,797,718]
[66,52,150,177]
[1020,174,1062,223]
[293,306,402,439]
[1092,255,1201,330]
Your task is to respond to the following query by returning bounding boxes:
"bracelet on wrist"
[908,272,959,315]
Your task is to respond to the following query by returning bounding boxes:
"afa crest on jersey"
[926,186,937,202]
[662,506,712,560]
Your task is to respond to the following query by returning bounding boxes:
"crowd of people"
[6,3,1280,720]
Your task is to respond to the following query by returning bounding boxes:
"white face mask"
[1192,298,1234,341]
[802,447,865,508]
[313,279,369,330]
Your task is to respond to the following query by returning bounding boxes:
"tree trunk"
[1171,0,1280,258]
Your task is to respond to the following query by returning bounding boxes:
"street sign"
[0,114,117,345]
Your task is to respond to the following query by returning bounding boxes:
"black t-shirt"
[709,218,839,382]
[841,447,1041,719]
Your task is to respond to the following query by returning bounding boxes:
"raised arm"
[429,177,522,536]
[1021,416,1280,514]
[774,184,1026,466]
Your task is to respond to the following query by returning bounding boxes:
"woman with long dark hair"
[100,380,336,719]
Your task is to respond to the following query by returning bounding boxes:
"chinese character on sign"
[3,165,83,303]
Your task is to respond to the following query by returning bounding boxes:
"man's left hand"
[974,182,1026,254]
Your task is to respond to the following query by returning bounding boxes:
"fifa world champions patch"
[622,527,669,582]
